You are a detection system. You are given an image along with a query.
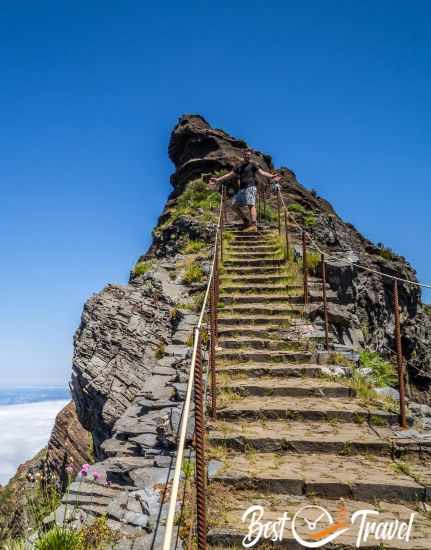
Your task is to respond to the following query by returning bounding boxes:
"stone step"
[220,283,323,293]
[228,244,280,252]
[217,395,399,425]
[219,377,355,398]
[218,325,290,339]
[68,481,124,499]
[217,350,313,364]
[227,250,281,258]
[208,453,429,503]
[221,274,298,284]
[208,419,393,456]
[217,363,330,378]
[62,493,112,508]
[219,337,305,352]
[218,316,298,327]
[222,269,288,279]
[207,492,431,549]
[229,237,273,244]
[224,258,284,267]
[220,293,335,305]
[228,229,276,235]
[219,305,303,316]
[229,236,275,244]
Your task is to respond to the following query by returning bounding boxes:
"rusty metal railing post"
[215,242,220,318]
[393,280,408,429]
[321,253,329,351]
[284,209,290,263]
[277,190,281,236]
[193,330,207,550]
[209,269,217,420]
[302,230,309,305]
[257,184,261,223]
[220,189,224,264]
[223,184,227,225]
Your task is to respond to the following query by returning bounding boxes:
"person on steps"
[209,149,281,232]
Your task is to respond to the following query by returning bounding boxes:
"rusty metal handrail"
[162,189,225,550]
[276,187,414,429]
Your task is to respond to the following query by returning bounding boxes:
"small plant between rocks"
[133,260,153,276]
[182,264,205,285]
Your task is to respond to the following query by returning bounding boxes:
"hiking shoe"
[242,223,258,233]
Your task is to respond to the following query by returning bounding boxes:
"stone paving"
[207,226,431,549]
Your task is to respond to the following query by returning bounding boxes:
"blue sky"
[1,1,430,386]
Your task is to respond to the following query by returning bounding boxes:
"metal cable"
[278,190,431,290]
[162,193,224,550]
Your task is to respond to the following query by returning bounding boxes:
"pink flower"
[81,463,91,472]
[65,464,74,475]
[92,470,101,481]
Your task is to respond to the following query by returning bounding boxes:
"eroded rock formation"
[4,114,430,546]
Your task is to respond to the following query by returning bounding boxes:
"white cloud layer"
[0,400,68,485]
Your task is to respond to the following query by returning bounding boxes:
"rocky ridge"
[7,114,430,547]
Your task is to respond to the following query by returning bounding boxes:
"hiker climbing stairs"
[206,223,431,549]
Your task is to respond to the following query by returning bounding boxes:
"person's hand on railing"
[271,173,282,182]
[208,177,217,188]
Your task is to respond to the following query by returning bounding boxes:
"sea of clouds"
[0,393,69,485]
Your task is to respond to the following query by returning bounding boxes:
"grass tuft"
[133,260,152,276]
[182,264,205,285]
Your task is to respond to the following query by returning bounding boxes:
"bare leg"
[233,204,248,223]
[249,205,257,225]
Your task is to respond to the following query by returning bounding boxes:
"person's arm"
[257,167,281,181]
[209,170,235,187]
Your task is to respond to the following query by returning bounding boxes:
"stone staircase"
[206,225,431,549]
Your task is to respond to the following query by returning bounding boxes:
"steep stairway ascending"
[207,225,431,549]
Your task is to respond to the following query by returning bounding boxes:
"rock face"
[15,113,428,545]
[168,114,273,194]
[71,278,175,452]
[46,401,91,489]
[278,173,431,402]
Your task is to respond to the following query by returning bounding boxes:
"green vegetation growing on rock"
[3,540,25,550]
[32,515,118,550]
[359,351,397,387]
[306,250,321,274]
[183,239,206,254]
[260,204,277,222]
[133,260,152,276]
[182,264,205,285]
[376,243,398,261]
[161,179,220,231]
[287,202,316,227]
[34,527,81,550]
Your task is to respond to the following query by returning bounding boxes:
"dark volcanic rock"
[168,114,272,193]
[46,401,91,489]
[71,276,174,454]
[277,166,431,402]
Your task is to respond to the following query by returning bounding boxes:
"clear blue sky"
[1,1,430,386]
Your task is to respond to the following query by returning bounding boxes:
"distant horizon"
[0,384,69,389]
